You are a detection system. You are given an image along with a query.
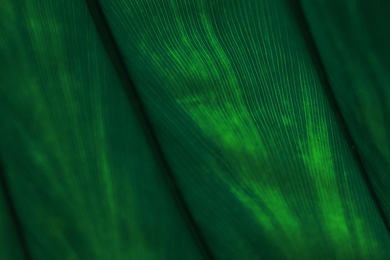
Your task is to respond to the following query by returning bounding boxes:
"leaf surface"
[300,0,390,224]
[0,1,202,259]
[0,0,389,259]
[95,0,390,258]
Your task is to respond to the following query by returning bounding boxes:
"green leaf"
[0,1,202,259]
[300,0,390,224]
[0,0,389,259]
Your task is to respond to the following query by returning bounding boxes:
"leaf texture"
[0,0,389,259]
[0,1,202,259]
[300,0,390,224]
[95,0,390,258]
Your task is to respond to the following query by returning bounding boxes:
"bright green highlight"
[100,0,390,258]
[301,0,390,224]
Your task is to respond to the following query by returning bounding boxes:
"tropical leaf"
[0,0,389,259]
[300,0,390,223]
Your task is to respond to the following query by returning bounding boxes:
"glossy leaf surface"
[301,0,390,223]
[0,0,389,259]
